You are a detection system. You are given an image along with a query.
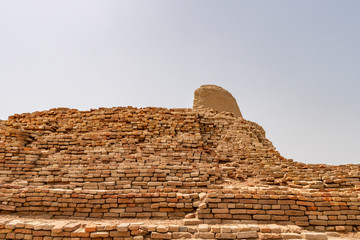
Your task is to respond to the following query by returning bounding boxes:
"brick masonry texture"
[0,106,360,235]
[0,218,313,240]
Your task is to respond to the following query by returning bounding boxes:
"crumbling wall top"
[193,85,243,118]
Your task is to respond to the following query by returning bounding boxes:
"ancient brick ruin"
[0,85,359,239]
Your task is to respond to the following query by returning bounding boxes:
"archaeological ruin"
[0,85,359,239]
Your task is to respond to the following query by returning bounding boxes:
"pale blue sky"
[1,1,359,165]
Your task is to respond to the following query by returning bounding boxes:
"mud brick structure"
[0,85,359,239]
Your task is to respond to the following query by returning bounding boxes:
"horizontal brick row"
[0,218,317,240]
[197,189,360,232]
[0,189,201,219]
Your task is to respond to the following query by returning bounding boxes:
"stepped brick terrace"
[0,85,359,239]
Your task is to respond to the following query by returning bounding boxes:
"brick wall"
[0,218,311,240]
[0,188,200,219]
[198,189,360,232]
[1,107,360,232]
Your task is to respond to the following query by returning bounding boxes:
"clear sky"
[1,1,359,165]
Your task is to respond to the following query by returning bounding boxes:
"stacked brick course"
[196,188,360,232]
[0,217,312,240]
[1,106,359,237]
[0,188,201,219]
